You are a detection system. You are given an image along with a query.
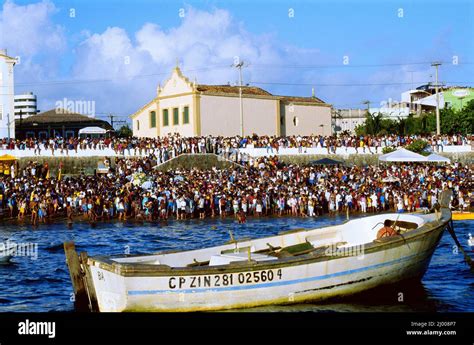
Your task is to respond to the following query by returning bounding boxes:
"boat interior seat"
[385,219,419,231]
[209,252,278,266]
[276,241,315,258]
[187,259,210,267]
[306,231,341,247]
[221,245,256,255]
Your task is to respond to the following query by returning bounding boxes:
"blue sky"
[1,0,473,122]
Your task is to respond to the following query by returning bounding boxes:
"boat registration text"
[168,269,283,289]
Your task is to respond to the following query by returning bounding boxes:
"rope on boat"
[447,220,474,271]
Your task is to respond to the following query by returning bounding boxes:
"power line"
[249,61,474,69]
[12,65,230,87]
[5,80,473,96]
[249,80,474,87]
[8,60,473,88]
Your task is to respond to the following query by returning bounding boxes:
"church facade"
[130,67,332,138]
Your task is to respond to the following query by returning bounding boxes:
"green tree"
[117,125,133,137]
[353,99,473,136]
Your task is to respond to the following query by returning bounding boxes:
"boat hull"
[86,220,446,312]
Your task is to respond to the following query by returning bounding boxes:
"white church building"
[131,66,332,138]
[0,49,16,139]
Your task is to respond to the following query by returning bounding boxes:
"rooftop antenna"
[362,100,371,115]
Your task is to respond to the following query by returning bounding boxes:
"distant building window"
[150,111,156,128]
[173,108,179,125]
[183,106,189,124]
[163,109,169,126]
[293,116,299,126]
[136,120,140,131]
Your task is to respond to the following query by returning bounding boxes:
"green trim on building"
[183,106,189,124]
[173,107,179,125]
[150,111,156,128]
[163,109,169,126]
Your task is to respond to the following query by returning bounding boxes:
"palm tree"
[396,117,407,135]
[365,112,384,135]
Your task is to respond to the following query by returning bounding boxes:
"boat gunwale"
[87,208,451,277]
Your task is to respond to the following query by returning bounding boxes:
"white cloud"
[69,7,315,117]
[0,0,66,114]
[0,0,65,58]
[4,2,439,120]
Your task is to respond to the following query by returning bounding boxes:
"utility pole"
[108,114,115,129]
[431,62,442,135]
[6,113,11,140]
[233,60,245,137]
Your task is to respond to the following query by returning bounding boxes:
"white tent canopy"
[79,126,107,135]
[426,153,451,163]
[379,148,427,162]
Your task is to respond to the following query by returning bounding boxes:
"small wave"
[45,243,65,252]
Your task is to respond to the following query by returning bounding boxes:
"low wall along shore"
[154,154,243,171]
[277,152,473,166]
[15,151,473,176]
[18,156,110,176]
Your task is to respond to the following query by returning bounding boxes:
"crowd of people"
[0,133,470,160]
[0,154,471,226]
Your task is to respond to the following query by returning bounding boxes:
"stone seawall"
[17,151,472,176]
[154,154,243,171]
[18,156,110,176]
[277,152,473,166]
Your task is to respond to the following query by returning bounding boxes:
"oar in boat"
[446,220,474,271]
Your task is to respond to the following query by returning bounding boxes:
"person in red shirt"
[377,220,399,239]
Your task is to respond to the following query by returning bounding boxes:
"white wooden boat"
[64,191,452,312]
[0,241,17,264]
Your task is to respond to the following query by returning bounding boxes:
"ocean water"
[0,216,472,312]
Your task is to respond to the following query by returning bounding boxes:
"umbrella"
[379,148,427,162]
[426,153,451,163]
[0,154,18,161]
[309,158,344,166]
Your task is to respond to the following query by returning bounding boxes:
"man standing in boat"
[376,220,398,239]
